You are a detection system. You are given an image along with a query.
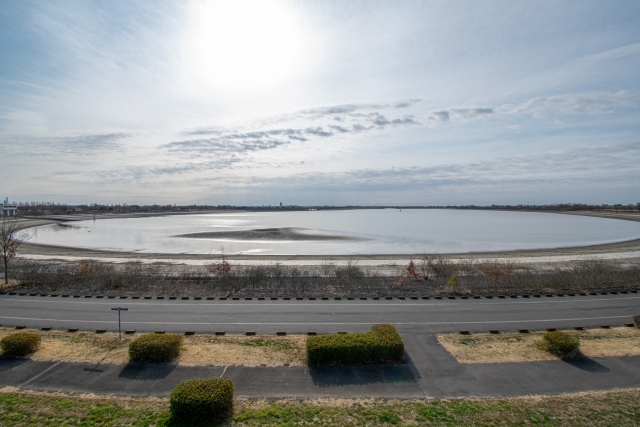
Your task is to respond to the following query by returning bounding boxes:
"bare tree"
[0,216,30,285]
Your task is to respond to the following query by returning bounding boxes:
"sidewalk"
[1,334,640,398]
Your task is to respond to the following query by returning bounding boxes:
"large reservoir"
[25,209,640,255]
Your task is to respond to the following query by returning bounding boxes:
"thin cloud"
[500,90,640,117]
[0,132,132,156]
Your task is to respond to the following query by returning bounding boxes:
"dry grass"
[0,327,306,367]
[179,334,306,367]
[3,387,640,426]
[438,326,640,363]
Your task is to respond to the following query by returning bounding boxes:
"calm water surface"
[26,209,640,255]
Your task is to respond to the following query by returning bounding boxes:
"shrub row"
[541,331,581,359]
[13,257,640,298]
[306,324,404,366]
[0,332,41,356]
[128,333,183,363]
[170,378,234,424]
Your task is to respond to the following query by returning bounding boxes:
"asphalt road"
[1,293,638,334]
[2,293,640,398]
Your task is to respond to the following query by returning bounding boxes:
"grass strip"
[0,327,306,367]
[1,387,639,426]
[438,327,640,364]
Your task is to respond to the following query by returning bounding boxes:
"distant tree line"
[13,201,640,216]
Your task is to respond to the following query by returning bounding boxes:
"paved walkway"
[2,334,640,398]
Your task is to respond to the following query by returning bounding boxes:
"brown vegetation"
[438,327,640,363]
[0,327,306,367]
[4,255,639,298]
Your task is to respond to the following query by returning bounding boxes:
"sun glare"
[184,0,307,94]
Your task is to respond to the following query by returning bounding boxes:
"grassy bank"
[1,387,639,426]
[5,256,640,298]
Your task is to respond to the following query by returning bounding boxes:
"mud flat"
[174,227,367,241]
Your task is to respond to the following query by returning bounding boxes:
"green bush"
[541,331,580,358]
[170,378,234,424]
[1,332,41,356]
[128,333,183,363]
[306,324,404,366]
[370,323,405,360]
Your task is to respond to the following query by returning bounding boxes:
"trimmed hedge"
[306,324,404,366]
[541,331,580,358]
[170,378,234,424]
[1,332,41,356]
[128,333,183,363]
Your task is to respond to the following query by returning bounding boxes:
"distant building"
[280,202,282,207]
[0,197,17,217]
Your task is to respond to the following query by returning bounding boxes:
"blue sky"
[1,0,639,205]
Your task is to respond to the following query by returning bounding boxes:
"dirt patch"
[0,327,306,367]
[438,327,640,363]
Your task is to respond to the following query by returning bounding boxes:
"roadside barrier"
[96,329,106,333]
[573,326,584,330]
[41,326,52,331]
[5,289,639,302]
[68,328,78,332]
[518,328,529,333]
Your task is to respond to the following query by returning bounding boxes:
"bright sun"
[184,0,308,94]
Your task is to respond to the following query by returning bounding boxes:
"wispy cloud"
[500,90,640,117]
[0,132,132,157]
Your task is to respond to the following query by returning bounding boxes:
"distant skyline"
[1,0,640,206]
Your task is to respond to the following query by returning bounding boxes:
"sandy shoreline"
[14,210,640,265]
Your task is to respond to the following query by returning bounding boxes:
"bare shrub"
[9,255,640,298]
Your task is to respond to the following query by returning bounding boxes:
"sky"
[1,0,640,206]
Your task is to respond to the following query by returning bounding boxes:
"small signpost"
[111,307,128,341]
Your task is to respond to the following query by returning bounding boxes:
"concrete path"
[2,333,640,398]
